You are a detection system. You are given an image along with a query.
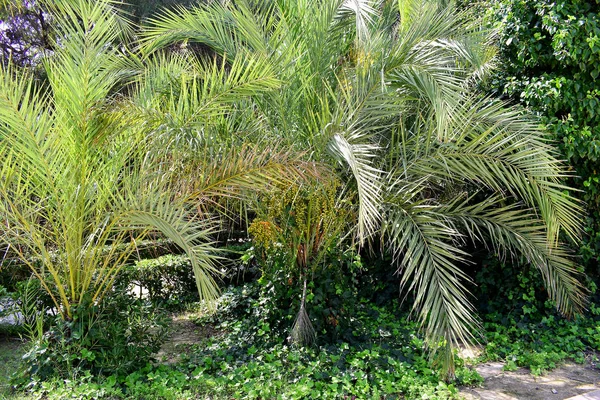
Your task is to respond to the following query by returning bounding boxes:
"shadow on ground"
[156,312,221,365]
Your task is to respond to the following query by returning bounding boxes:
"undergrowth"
[8,282,480,399]
[9,255,600,399]
[475,258,600,375]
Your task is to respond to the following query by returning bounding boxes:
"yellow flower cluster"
[248,220,280,251]
[249,177,349,264]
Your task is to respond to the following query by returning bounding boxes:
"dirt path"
[461,361,600,399]
[156,312,220,364]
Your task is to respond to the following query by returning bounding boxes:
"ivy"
[485,0,600,272]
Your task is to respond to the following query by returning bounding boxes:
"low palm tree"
[0,0,314,320]
[142,0,585,376]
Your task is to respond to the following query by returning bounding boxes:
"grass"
[0,336,25,399]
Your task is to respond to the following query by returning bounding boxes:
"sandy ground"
[461,361,600,400]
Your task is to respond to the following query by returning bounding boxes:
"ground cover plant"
[0,0,596,397]
[6,283,481,400]
[472,257,600,375]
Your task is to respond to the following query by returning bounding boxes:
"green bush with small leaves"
[485,0,600,272]
[12,292,170,388]
[117,254,199,307]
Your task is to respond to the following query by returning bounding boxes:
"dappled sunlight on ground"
[461,360,600,400]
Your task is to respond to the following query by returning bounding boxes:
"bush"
[116,254,199,308]
[484,0,600,273]
[13,292,170,387]
[0,261,31,293]
[115,240,256,310]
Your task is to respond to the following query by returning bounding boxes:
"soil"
[460,360,600,400]
[156,312,221,364]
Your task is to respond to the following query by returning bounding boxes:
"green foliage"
[182,343,459,399]
[198,248,363,346]
[194,282,481,395]
[260,250,363,344]
[248,179,353,346]
[1,0,311,328]
[0,0,225,321]
[114,239,257,310]
[474,258,600,375]
[485,0,600,271]
[1,278,54,338]
[0,260,31,292]
[142,0,588,376]
[12,292,169,387]
[16,285,477,400]
[14,278,47,342]
[117,254,199,308]
[0,338,26,398]
[0,240,174,294]
[0,0,591,385]
[17,353,458,400]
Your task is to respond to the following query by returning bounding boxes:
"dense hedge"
[485,0,600,271]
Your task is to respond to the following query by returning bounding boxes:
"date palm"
[0,0,310,320]
[142,0,585,376]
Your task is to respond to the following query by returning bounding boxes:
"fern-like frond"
[384,202,479,376]
[443,195,586,317]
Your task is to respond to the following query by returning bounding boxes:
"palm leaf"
[384,202,480,376]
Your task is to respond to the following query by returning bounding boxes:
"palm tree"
[383,96,586,371]
[142,0,586,376]
[0,0,313,321]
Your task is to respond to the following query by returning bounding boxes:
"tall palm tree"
[142,0,586,376]
[0,0,313,320]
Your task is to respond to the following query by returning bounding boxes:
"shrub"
[13,292,169,387]
[484,0,600,273]
[116,255,199,308]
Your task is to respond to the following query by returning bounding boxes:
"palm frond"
[329,132,382,242]
[141,2,240,57]
[336,0,379,43]
[134,51,280,135]
[384,202,480,376]
[443,195,586,317]
[404,96,584,245]
[123,208,222,306]
[185,145,322,208]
